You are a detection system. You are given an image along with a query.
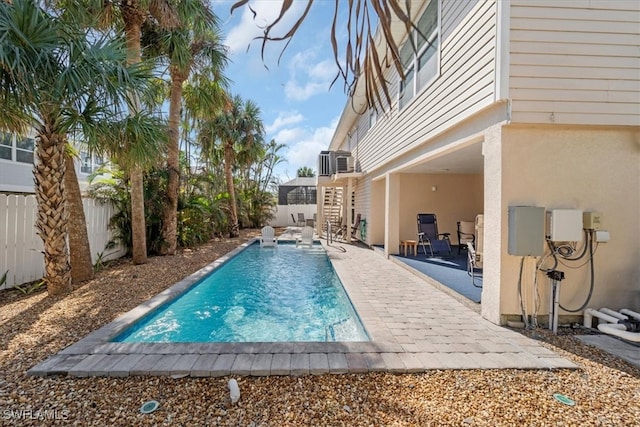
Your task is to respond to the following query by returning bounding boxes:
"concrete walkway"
[28,239,576,378]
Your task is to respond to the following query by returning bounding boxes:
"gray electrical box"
[508,206,545,256]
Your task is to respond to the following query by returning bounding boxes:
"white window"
[348,128,358,151]
[81,151,92,173]
[80,151,104,174]
[399,0,439,110]
[15,136,34,164]
[0,132,12,160]
[368,109,377,129]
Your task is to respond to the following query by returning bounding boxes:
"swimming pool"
[114,242,369,343]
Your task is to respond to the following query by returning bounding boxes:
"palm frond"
[230,0,420,110]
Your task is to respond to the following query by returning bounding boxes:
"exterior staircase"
[322,186,343,236]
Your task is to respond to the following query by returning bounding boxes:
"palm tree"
[61,0,179,264]
[143,0,229,255]
[0,0,155,294]
[297,166,316,177]
[259,139,287,194]
[64,148,94,283]
[199,95,264,237]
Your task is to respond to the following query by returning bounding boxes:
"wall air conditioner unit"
[335,155,353,173]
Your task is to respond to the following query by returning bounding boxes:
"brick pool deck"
[28,239,576,378]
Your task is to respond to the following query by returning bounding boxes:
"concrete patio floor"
[28,233,577,378]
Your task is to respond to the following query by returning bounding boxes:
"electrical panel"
[508,206,545,256]
[546,209,583,242]
[583,212,603,230]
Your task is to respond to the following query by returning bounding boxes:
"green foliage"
[87,162,238,253]
[14,280,46,295]
[87,168,133,253]
[237,186,276,228]
[93,241,117,273]
[1,270,7,288]
[297,166,316,177]
[143,168,169,254]
[88,167,168,255]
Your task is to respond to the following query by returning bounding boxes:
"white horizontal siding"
[509,0,640,126]
[354,178,371,243]
[355,0,497,174]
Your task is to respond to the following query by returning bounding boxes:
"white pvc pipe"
[583,308,620,328]
[600,307,628,321]
[597,323,640,343]
[620,309,640,322]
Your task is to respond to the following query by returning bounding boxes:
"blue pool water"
[114,242,369,343]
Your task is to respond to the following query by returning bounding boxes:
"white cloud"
[265,111,305,134]
[275,117,339,178]
[274,127,307,145]
[284,51,337,101]
[223,1,306,55]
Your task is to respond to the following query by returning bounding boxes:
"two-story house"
[317,0,639,325]
[0,131,104,194]
[1,131,121,288]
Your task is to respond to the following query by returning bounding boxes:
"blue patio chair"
[417,213,452,257]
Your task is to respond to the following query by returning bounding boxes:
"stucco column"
[384,173,401,257]
[346,178,353,243]
[481,124,503,325]
[316,184,323,236]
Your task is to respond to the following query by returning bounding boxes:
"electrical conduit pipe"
[584,307,640,343]
[620,309,640,322]
[599,308,628,321]
[597,323,640,343]
[583,308,622,328]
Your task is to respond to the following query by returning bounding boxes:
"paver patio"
[28,238,577,377]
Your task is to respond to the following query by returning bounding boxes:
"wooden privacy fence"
[0,194,126,289]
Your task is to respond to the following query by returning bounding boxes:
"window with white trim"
[399,0,439,110]
[368,109,377,129]
[15,136,34,164]
[80,151,104,174]
[0,132,12,160]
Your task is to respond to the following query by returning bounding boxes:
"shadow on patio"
[379,245,482,304]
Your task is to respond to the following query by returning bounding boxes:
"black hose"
[559,230,595,313]
[556,229,590,261]
[517,257,530,329]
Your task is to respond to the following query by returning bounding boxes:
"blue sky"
[211,1,349,182]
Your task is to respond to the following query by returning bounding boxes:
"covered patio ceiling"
[400,142,484,175]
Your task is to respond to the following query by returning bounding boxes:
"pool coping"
[28,237,578,377]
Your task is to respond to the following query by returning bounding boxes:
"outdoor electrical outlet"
[583,212,603,230]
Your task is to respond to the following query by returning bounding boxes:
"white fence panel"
[268,204,317,227]
[0,194,126,289]
[0,194,43,287]
[83,198,127,263]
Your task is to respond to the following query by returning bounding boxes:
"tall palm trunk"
[160,70,184,255]
[64,152,95,283]
[129,165,147,263]
[224,142,239,238]
[123,3,147,264]
[34,126,71,295]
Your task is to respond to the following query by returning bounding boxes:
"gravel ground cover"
[1,230,639,426]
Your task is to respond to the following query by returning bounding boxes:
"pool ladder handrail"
[325,318,350,342]
[326,220,333,244]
